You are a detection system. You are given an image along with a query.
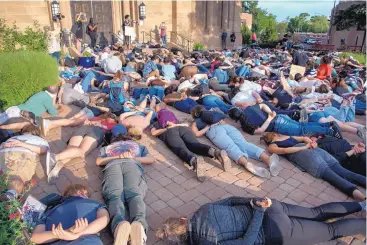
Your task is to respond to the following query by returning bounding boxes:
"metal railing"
[140,30,155,43]
[169,31,194,52]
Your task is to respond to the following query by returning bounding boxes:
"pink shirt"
[160,25,167,37]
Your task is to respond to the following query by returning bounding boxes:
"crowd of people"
[0,35,366,245]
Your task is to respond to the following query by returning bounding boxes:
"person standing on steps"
[87,18,98,49]
[230,32,236,50]
[221,30,228,50]
[159,22,167,48]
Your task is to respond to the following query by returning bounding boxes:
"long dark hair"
[228,107,257,135]
[89,17,94,25]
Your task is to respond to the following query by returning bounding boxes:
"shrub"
[339,52,366,65]
[0,18,49,53]
[0,170,30,245]
[193,42,205,51]
[241,25,251,45]
[0,51,58,111]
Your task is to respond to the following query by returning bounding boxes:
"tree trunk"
[361,29,366,53]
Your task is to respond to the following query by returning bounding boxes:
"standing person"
[251,31,257,45]
[230,32,236,50]
[123,15,138,49]
[87,17,98,49]
[45,21,61,63]
[159,22,167,48]
[221,30,227,50]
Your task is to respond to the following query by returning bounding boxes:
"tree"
[241,25,251,45]
[277,22,288,39]
[333,3,366,51]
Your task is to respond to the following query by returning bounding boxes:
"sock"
[189,157,196,168]
[208,148,215,157]
[359,200,366,212]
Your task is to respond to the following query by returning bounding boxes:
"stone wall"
[328,0,366,49]
[0,1,52,30]
[136,0,243,49]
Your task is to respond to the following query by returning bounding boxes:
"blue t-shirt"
[142,60,158,78]
[38,196,106,231]
[213,69,229,84]
[162,64,176,80]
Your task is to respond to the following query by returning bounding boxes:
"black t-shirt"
[292,51,309,67]
[230,34,236,42]
[317,136,352,164]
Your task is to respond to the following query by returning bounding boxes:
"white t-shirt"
[103,56,122,74]
[231,81,262,105]
[0,135,49,156]
[177,80,195,92]
[48,30,61,53]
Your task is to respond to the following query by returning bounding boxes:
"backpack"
[157,109,178,128]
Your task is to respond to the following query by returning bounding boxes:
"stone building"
[0,0,247,50]
[328,0,366,50]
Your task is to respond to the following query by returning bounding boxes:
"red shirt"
[90,118,117,133]
[252,33,257,41]
[316,64,331,80]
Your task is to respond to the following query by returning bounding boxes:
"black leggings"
[263,200,365,245]
[160,126,211,164]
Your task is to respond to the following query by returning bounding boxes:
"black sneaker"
[330,122,343,139]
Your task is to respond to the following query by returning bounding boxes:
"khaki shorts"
[0,151,39,183]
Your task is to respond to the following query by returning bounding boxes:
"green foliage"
[0,171,29,245]
[340,52,366,65]
[287,14,329,33]
[193,42,205,51]
[333,4,366,31]
[241,25,252,45]
[242,1,278,43]
[0,18,49,53]
[333,4,366,52]
[0,51,58,111]
[277,22,288,38]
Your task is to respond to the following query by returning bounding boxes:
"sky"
[257,0,338,22]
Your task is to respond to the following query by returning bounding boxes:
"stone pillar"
[111,1,122,34]
[59,0,72,31]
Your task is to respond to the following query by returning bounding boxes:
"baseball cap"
[111,124,128,137]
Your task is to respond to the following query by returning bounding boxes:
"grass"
[339,52,366,65]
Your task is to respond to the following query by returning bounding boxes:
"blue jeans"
[174,98,211,114]
[274,114,332,136]
[323,163,366,196]
[80,70,113,93]
[148,86,165,101]
[51,51,60,63]
[102,160,148,234]
[332,99,366,115]
[200,95,233,113]
[49,235,102,245]
[132,88,149,101]
[206,124,264,162]
[235,65,251,77]
[161,36,167,47]
[197,64,209,74]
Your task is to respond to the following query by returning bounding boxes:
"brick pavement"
[28,105,366,245]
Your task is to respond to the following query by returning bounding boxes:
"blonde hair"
[156,218,188,243]
[128,127,142,141]
[63,184,89,197]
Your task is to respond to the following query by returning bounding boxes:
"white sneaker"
[130,221,147,245]
[269,154,281,176]
[114,221,131,245]
[245,161,271,178]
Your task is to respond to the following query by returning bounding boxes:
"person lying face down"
[31,184,110,245]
